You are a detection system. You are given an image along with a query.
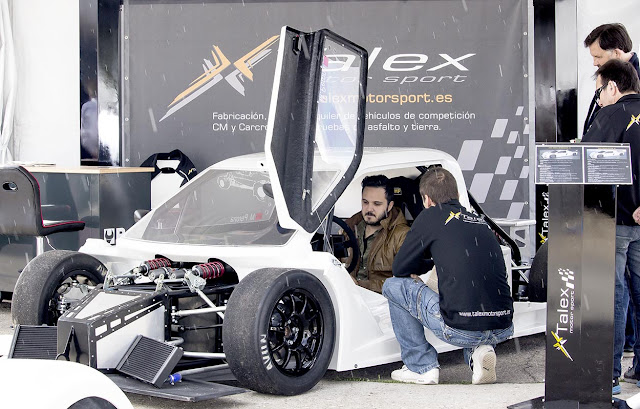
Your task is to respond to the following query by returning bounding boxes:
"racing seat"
[140,149,198,208]
[0,166,85,255]
[388,176,424,222]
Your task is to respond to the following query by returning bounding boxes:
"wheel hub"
[267,289,324,376]
[49,275,95,321]
[284,317,301,346]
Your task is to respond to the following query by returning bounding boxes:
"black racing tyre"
[68,397,118,409]
[223,268,336,395]
[11,250,106,326]
[528,241,548,302]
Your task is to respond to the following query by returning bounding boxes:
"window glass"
[311,38,361,210]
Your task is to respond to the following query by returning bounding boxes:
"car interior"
[310,165,528,300]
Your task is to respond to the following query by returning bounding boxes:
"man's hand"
[634,206,640,225]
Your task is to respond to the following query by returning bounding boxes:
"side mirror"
[133,209,150,223]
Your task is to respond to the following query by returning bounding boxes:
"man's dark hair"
[419,167,459,205]
[362,175,393,203]
[584,23,632,52]
[595,59,640,94]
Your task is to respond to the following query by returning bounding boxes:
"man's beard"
[363,211,386,226]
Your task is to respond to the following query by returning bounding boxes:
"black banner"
[125,0,529,218]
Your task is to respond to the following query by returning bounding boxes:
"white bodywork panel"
[0,359,133,409]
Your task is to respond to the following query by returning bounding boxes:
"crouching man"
[382,167,514,385]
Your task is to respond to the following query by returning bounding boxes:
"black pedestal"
[510,184,616,408]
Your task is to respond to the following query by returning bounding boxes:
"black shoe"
[624,366,640,382]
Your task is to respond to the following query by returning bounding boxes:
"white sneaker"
[471,345,497,385]
[391,365,439,384]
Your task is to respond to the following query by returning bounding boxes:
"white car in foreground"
[9,26,545,399]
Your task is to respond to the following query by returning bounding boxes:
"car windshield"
[129,169,294,245]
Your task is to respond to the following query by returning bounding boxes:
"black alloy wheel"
[224,268,335,395]
[267,288,324,375]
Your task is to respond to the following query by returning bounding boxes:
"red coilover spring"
[138,258,172,274]
[192,261,225,280]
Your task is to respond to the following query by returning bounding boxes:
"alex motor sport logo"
[160,34,476,121]
[444,210,461,225]
[160,35,280,122]
[550,268,576,361]
[538,191,549,245]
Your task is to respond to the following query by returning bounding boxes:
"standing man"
[582,59,640,394]
[583,23,639,135]
[382,168,513,385]
[344,175,410,293]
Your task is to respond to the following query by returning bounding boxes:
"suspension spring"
[192,261,225,280]
[134,258,172,275]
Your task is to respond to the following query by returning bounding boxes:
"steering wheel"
[331,216,360,274]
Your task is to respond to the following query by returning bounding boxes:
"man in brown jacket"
[343,175,410,293]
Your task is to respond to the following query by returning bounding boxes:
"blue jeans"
[618,225,640,376]
[382,276,514,374]
[625,277,636,350]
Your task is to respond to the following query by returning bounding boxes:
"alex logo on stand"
[550,268,576,361]
[551,331,573,361]
[538,191,549,245]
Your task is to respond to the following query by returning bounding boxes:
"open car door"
[265,26,368,233]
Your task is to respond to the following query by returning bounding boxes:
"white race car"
[540,149,578,159]
[9,26,546,399]
[589,149,625,159]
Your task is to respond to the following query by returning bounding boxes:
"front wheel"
[223,268,336,395]
[11,250,106,326]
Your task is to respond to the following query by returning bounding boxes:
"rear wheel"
[223,268,335,395]
[11,250,106,326]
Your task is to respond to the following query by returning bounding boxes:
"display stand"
[510,143,631,409]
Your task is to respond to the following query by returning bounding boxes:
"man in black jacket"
[382,167,513,385]
[582,59,640,393]
[583,23,639,136]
